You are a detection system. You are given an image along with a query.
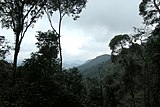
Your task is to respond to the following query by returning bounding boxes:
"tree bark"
[12,32,20,85]
[58,15,62,71]
[58,0,63,71]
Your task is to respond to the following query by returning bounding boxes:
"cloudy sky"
[1,0,143,65]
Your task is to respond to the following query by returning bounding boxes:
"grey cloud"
[64,0,142,33]
[61,0,143,64]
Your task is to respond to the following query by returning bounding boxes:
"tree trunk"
[12,32,20,85]
[130,90,136,107]
[58,7,63,71]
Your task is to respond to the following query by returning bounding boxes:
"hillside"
[78,54,111,76]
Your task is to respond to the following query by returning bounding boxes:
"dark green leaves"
[47,0,87,20]
[0,36,11,59]
[139,0,160,25]
[109,34,130,55]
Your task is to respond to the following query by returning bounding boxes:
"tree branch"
[154,0,160,15]
[44,8,59,36]
[19,0,47,45]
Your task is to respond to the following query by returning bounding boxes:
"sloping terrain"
[78,54,111,76]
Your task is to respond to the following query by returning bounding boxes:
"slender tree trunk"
[12,32,20,85]
[13,52,18,85]
[44,6,63,71]
[58,16,62,71]
[58,2,63,71]
[130,90,136,107]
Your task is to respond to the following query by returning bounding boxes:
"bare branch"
[44,8,59,36]
[154,0,160,15]
[19,0,47,45]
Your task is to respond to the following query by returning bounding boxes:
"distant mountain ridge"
[78,54,111,73]
[63,63,80,69]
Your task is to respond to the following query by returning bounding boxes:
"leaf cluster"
[139,0,160,25]
[0,36,11,59]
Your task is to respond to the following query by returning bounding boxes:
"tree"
[139,0,160,25]
[0,0,47,84]
[109,34,131,56]
[144,31,160,106]
[109,34,142,107]
[86,77,102,107]
[4,30,60,106]
[63,67,86,107]
[22,30,59,81]
[133,26,153,107]
[104,72,121,107]
[139,0,160,106]
[45,0,87,70]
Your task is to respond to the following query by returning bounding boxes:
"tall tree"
[109,34,142,107]
[0,0,47,84]
[133,26,152,107]
[45,0,87,70]
[23,30,59,81]
[139,0,160,106]
[104,72,121,107]
[63,67,86,107]
[145,29,160,106]
[109,34,131,56]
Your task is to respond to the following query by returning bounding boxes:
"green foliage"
[22,30,59,81]
[47,0,87,20]
[0,0,88,106]
[109,34,130,55]
[0,30,86,106]
[36,31,59,59]
[0,0,48,84]
[63,68,86,107]
[0,36,11,59]
[0,0,46,30]
[139,0,160,25]
[45,0,87,70]
[2,0,160,107]
[0,60,12,87]
[85,63,123,107]
[65,68,84,95]
[107,13,160,106]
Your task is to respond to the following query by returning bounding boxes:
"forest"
[0,0,160,107]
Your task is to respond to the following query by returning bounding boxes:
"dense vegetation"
[0,0,160,107]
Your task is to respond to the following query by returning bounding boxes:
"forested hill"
[78,54,111,76]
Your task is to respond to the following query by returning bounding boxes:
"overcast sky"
[1,0,143,65]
